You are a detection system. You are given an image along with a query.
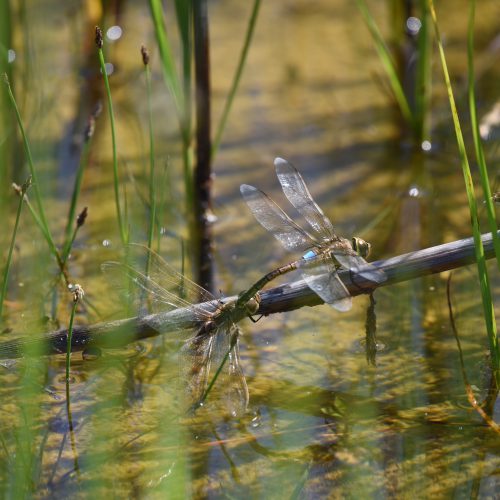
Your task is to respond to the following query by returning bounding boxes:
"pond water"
[1,0,499,497]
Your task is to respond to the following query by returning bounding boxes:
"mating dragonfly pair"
[104,158,386,415]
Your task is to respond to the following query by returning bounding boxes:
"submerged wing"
[300,262,352,312]
[181,328,216,407]
[218,326,249,417]
[240,184,315,253]
[274,157,336,241]
[182,322,248,415]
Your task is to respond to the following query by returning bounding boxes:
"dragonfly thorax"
[351,237,371,258]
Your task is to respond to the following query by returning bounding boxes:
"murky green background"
[1,0,499,497]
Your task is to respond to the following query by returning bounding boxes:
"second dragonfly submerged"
[238,157,386,311]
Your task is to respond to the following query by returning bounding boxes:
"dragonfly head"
[246,293,261,315]
[352,237,371,258]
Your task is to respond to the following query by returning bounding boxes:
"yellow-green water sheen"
[1,0,499,497]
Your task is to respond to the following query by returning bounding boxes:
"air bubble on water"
[102,239,111,247]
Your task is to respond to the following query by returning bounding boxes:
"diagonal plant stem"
[355,0,414,130]
[95,27,128,245]
[211,0,262,158]
[0,177,31,320]
[428,0,498,381]
[466,0,500,271]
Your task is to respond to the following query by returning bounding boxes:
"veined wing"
[101,245,216,321]
[331,246,387,284]
[240,184,316,253]
[219,325,249,417]
[182,322,248,415]
[300,261,352,311]
[126,244,215,305]
[181,326,216,407]
[101,260,216,322]
[274,157,336,242]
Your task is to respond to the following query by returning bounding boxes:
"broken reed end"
[141,45,150,66]
[84,116,95,142]
[76,207,88,227]
[95,26,103,49]
[84,102,102,141]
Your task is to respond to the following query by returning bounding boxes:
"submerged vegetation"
[0,0,498,496]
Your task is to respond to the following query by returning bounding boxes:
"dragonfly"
[237,157,386,311]
[102,244,260,416]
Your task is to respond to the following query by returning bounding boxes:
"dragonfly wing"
[126,244,215,304]
[333,252,387,284]
[240,184,315,253]
[181,329,215,407]
[219,326,249,417]
[102,260,194,315]
[274,157,336,241]
[301,263,352,311]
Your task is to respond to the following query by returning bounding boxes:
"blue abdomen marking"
[302,250,316,261]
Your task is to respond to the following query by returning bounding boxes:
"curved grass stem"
[95,27,128,245]
[0,178,31,320]
[429,0,498,382]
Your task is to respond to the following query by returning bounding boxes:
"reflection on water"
[1,0,499,497]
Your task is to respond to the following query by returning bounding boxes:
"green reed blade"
[141,47,157,273]
[429,0,498,379]
[0,178,31,320]
[63,109,98,258]
[467,0,500,271]
[414,0,432,142]
[95,28,128,245]
[2,75,53,240]
[355,0,415,131]
[174,0,192,136]
[149,0,185,130]
[212,0,262,159]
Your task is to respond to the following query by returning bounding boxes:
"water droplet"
[421,140,432,151]
[102,239,111,247]
[7,49,16,63]
[103,63,114,76]
[106,26,123,41]
[406,16,422,35]
[408,186,420,197]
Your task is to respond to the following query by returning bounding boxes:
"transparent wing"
[219,326,249,417]
[300,262,352,312]
[274,157,336,241]
[181,328,216,406]
[332,250,387,284]
[125,244,215,304]
[240,184,316,253]
[181,322,248,415]
[101,245,215,321]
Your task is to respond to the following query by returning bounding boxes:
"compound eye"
[352,237,371,258]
